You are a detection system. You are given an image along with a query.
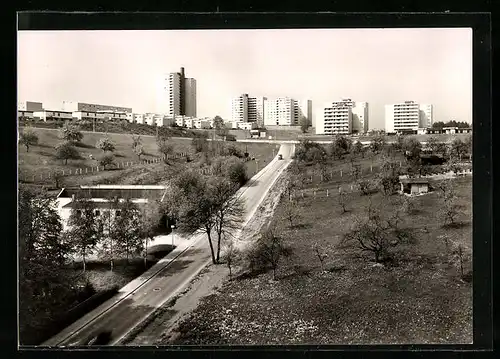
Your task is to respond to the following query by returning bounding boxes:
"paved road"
[42,143,295,347]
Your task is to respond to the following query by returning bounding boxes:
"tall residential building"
[294,99,313,126]
[163,67,197,118]
[231,94,249,122]
[316,98,368,135]
[385,101,433,133]
[317,101,352,135]
[419,104,433,128]
[184,78,197,117]
[263,97,312,127]
[248,96,267,127]
[232,94,267,127]
[264,97,295,126]
[352,101,369,133]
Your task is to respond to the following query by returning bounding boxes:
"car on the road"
[278,154,283,160]
[84,331,112,346]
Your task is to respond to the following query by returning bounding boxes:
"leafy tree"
[138,200,163,268]
[426,136,441,154]
[55,141,80,165]
[111,199,143,264]
[96,137,116,153]
[213,116,224,130]
[369,134,386,154]
[18,187,68,266]
[192,133,209,153]
[402,137,422,162]
[352,141,365,158]
[450,138,468,160]
[66,195,104,272]
[166,171,218,264]
[357,179,376,196]
[99,153,115,170]
[19,129,39,152]
[157,135,175,162]
[432,121,446,129]
[300,116,310,133]
[329,135,352,160]
[224,145,244,158]
[59,122,83,143]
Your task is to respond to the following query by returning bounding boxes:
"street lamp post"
[171,225,175,248]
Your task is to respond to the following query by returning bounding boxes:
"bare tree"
[282,199,301,227]
[313,245,328,272]
[221,239,240,279]
[342,204,412,263]
[338,190,349,214]
[250,226,292,280]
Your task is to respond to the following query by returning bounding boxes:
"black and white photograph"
[17,18,480,348]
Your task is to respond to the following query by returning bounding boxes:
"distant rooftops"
[57,185,169,202]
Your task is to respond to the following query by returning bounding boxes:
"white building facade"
[264,97,295,126]
[33,110,73,121]
[162,67,197,118]
[316,98,367,135]
[317,101,353,135]
[385,101,432,133]
[231,94,249,123]
[419,104,433,128]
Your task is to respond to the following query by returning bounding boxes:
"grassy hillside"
[18,127,276,187]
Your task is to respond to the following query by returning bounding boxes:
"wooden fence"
[18,151,192,184]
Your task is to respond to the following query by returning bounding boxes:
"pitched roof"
[400,178,430,185]
[57,185,168,202]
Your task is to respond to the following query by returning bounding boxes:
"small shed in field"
[400,178,430,195]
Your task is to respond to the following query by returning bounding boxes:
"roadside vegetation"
[18,120,278,345]
[168,134,472,345]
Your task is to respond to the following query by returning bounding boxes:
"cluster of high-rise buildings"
[19,66,446,135]
[230,94,312,130]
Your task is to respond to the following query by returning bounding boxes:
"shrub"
[99,154,115,170]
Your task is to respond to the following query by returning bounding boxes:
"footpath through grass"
[168,154,472,345]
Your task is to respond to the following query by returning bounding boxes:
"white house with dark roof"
[55,185,169,230]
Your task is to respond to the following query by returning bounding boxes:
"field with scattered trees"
[166,133,473,345]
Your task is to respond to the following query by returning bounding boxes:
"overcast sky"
[18,28,472,129]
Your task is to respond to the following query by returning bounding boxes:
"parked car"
[278,154,283,160]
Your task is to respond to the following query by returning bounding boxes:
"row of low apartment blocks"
[17,101,215,129]
[231,94,313,128]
